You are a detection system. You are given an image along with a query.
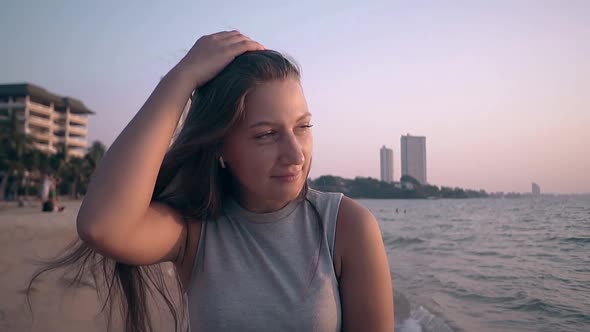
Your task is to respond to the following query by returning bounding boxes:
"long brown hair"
[27,50,309,332]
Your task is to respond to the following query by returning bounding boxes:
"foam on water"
[397,318,423,332]
[394,306,455,332]
[410,306,455,332]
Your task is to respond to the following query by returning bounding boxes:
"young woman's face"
[222,78,312,211]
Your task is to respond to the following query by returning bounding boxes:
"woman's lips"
[271,172,301,183]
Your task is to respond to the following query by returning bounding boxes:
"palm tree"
[60,157,87,199]
[56,140,106,199]
[0,109,34,200]
[81,140,106,194]
[85,140,106,169]
[21,149,53,199]
[21,148,41,199]
[50,142,68,173]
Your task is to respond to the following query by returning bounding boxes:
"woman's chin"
[268,184,304,201]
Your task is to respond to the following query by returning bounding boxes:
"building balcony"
[67,137,87,147]
[53,123,67,132]
[68,125,88,136]
[29,130,52,141]
[27,115,52,129]
[27,101,53,116]
[69,113,88,125]
[54,112,67,120]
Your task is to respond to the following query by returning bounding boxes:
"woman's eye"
[255,124,313,140]
[255,131,275,139]
[297,124,313,132]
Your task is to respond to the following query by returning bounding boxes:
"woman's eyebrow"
[247,112,312,129]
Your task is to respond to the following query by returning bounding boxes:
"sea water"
[357,195,590,332]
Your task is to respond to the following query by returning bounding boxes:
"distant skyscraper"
[532,182,541,195]
[380,145,394,183]
[401,134,427,184]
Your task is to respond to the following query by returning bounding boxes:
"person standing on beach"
[40,174,51,202]
[41,175,65,212]
[29,31,394,331]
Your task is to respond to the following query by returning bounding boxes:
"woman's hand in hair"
[176,31,265,89]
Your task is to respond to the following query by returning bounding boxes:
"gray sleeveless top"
[186,189,343,331]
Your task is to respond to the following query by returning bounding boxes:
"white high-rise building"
[532,182,541,195]
[0,83,94,159]
[380,145,394,183]
[401,134,427,184]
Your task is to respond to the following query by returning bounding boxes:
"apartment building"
[0,83,94,159]
[401,134,427,184]
[380,145,394,183]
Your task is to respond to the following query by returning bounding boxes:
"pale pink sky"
[2,1,588,193]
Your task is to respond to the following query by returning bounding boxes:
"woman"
[29,31,393,331]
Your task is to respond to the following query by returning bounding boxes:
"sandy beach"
[0,200,181,332]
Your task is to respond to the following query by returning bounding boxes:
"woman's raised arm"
[76,31,264,265]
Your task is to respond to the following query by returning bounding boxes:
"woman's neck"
[235,194,293,213]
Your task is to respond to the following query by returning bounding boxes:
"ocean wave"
[469,250,499,256]
[384,236,426,248]
[454,235,476,242]
[520,217,536,222]
[410,306,455,332]
[445,288,527,304]
[543,235,590,244]
[396,318,423,332]
[395,307,457,332]
[394,291,455,332]
[506,298,585,317]
[561,237,590,244]
[450,218,469,222]
[563,206,586,211]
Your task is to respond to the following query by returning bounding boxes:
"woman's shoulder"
[336,195,375,224]
[337,196,383,254]
[305,188,343,206]
[329,194,381,279]
[306,188,376,221]
[304,188,344,223]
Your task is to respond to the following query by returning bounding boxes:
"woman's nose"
[280,133,305,165]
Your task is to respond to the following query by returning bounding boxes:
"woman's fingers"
[177,31,265,88]
[209,30,240,39]
[230,39,266,53]
[218,30,243,40]
[219,34,265,55]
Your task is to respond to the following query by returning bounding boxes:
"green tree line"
[309,175,489,199]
